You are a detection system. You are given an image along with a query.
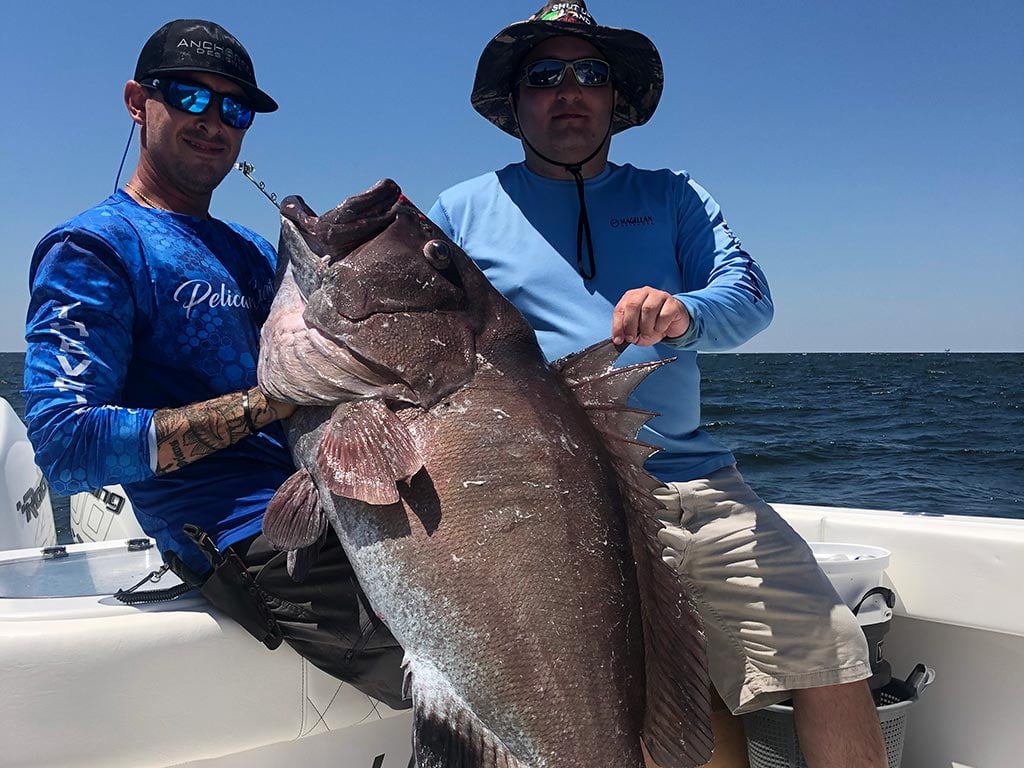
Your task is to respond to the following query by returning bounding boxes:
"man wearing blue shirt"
[429,3,886,764]
[24,19,405,708]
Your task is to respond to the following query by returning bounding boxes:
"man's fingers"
[638,294,665,336]
[613,289,689,345]
[612,290,643,344]
[637,296,690,345]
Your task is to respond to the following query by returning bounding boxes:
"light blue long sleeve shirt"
[429,162,773,482]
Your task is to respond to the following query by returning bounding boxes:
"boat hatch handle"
[42,545,68,560]
[905,663,936,701]
[126,538,153,551]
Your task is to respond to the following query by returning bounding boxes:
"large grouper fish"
[256,179,712,768]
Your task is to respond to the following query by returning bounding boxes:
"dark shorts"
[234,528,410,711]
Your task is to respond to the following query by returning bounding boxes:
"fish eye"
[423,239,452,269]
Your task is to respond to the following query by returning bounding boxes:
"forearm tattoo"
[153,391,252,475]
[249,390,275,428]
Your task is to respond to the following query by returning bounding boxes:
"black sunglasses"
[518,58,612,89]
[140,78,255,130]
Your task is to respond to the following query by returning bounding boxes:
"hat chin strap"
[513,97,614,281]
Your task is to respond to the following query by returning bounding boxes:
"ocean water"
[698,353,1021,519]
[1,352,1020,544]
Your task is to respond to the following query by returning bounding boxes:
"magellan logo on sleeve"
[609,215,654,228]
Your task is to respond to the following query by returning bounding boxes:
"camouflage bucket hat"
[471,1,663,138]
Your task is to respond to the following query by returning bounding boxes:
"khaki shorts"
[655,465,871,714]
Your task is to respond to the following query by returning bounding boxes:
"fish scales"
[308,359,643,761]
[258,179,712,767]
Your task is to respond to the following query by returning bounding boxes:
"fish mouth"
[281,179,403,258]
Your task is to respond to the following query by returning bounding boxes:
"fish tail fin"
[554,339,714,766]
[405,658,524,768]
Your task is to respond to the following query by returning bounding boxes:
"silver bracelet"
[241,389,258,435]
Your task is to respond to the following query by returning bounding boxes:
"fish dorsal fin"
[579,403,657,445]
[551,339,668,408]
[550,336,622,382]
[552,339,669,502]
[318,399,424,505]
[406,657,525,768]
[553,340,674,516]
[555,338,714,765]
[632,506,714,766]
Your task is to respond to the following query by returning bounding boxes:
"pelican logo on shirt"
[609,215,655,228]
[173,279,274,319]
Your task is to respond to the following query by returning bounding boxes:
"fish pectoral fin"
[263,467,327,550]
[406,658,525,768]
[318,399,424,505]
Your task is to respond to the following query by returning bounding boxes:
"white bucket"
[808,542,890,609]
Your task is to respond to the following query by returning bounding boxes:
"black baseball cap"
[135,19,278,112]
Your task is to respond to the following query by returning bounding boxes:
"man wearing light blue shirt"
[429,3,886,765]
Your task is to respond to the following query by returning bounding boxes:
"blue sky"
[4,1,1022,352]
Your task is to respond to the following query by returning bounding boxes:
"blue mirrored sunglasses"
[518,58,611,88]
[140,78,255,130]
